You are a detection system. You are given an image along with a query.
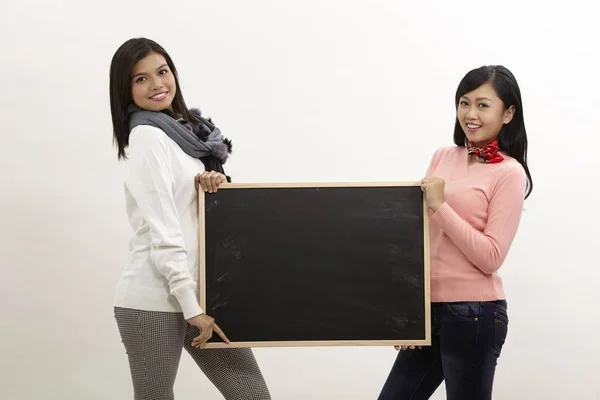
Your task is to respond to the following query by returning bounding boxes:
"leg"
[378,305,444,400]
[377,341,444,400]
[439,301,509,400]
[114,307,187,400]
[183,325,271,400]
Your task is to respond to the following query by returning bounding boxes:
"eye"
[158,69,169,75]
[478,103,489,108]
[135,76,146,83]
[459,101,468,106]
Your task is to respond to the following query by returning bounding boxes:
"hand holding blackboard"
[395,345,422,351]
[195,171,228,193]
[188,313,231,348]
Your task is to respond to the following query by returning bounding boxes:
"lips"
[149,92,168,101]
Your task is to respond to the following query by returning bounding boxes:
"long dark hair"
[453,65,533,199]
[109,37,199,160]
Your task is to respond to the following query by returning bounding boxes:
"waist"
[429,273,505,303]
[432,299,507,310]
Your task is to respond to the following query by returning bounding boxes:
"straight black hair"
[109,37,199,160]
[453,65,533,199]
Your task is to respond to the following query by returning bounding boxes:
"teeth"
[151,93,167,99]
[467,123,481,129]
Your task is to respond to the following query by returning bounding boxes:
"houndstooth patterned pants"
[114,307,271,400]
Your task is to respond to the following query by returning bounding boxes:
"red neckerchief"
[467,139,504,164]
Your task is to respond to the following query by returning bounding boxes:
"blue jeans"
[378,300,509,400]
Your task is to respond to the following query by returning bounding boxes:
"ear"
[503,105,515,124]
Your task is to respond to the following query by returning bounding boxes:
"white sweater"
[113,125,206,319]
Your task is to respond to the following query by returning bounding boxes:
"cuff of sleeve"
[176,290,204,320]
[430,202,454,226]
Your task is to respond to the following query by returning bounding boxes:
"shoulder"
[123,125,176,167]
[496,154,526,180]
[429,145,464,166]
[425,146,461,176]
[431,145,461,159]
[489,155,527,198]
[129,125,168,145]
[126,125,175,156]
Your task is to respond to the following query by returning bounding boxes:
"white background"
[1,0,599,399]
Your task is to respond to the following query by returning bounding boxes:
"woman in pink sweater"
[378,65,533,400]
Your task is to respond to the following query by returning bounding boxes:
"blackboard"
[198,182,430,348]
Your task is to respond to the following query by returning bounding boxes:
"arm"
[124,127,203,319]
[431,167,526,274]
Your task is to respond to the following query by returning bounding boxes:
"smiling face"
[457,82,514,147]
[130,52,176,111]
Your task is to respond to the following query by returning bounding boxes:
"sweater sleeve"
[430,165,526,274]
[124,127,203,319]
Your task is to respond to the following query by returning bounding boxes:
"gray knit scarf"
[128,104,231,164]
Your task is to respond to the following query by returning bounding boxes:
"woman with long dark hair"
[109,37,271,400]
[379,65,533,400]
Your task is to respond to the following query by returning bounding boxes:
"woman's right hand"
[187,313,230,348]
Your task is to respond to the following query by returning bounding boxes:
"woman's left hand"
[195,171,227,193]
[420,177,445,211]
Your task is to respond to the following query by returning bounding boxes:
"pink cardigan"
[425,146,526,302]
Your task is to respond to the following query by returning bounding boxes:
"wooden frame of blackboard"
[198,181,431,348]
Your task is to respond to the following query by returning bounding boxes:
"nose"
[466,105,478,120]
[149,76,164,90]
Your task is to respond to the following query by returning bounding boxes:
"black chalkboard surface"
[198,182,430,348]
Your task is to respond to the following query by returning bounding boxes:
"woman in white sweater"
[109,37,271,400]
